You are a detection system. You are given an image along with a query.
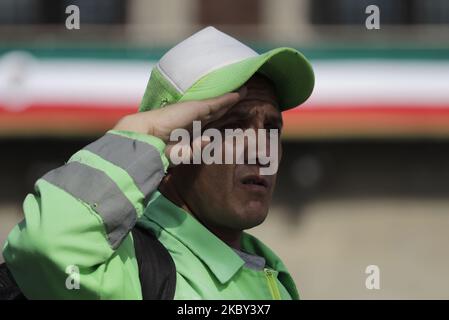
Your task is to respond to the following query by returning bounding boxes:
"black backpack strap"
[0,262,26,300]
[0,226,176,300]
[131,225,176,300]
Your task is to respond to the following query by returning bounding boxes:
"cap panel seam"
[156,63,184,94]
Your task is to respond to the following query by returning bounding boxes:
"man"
[2,27,314,299]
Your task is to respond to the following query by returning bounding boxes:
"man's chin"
[234,201,269,230]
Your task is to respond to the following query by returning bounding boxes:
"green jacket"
[2,130,299,300]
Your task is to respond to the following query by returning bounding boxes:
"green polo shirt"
[138,191,299,300]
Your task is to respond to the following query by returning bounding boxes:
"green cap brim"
[179,47,315,111]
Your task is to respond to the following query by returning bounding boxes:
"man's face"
[170,74,283,232]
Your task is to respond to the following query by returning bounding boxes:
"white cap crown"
[157,26,258,93]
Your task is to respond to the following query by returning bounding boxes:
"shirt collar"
[241,232,299,299]
[143,191,245,284]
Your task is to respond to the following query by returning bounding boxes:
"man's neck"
[158,177,242,250]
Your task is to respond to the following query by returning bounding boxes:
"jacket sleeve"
[2,130,169,299]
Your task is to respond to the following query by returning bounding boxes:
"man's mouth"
[240,174,270,192]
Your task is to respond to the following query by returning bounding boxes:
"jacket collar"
[144,191,245,284]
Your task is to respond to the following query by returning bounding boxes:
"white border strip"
[1,52,449,111]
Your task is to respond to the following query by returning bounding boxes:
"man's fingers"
[197,86,247,123]
[204,86,247,113]
[115,86,247,144]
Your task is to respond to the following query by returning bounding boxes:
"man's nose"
[244,124,274,166]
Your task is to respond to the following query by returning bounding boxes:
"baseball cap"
[139,26,314,112]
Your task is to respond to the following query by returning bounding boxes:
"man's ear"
[159,171,172,189]
[161,164,187,187]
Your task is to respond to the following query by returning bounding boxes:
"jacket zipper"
[264,268,281,300]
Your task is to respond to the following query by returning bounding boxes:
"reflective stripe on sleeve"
[84,132,165,197]
[42,161,137,249]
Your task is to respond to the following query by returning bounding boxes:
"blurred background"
[1,0,449,299]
